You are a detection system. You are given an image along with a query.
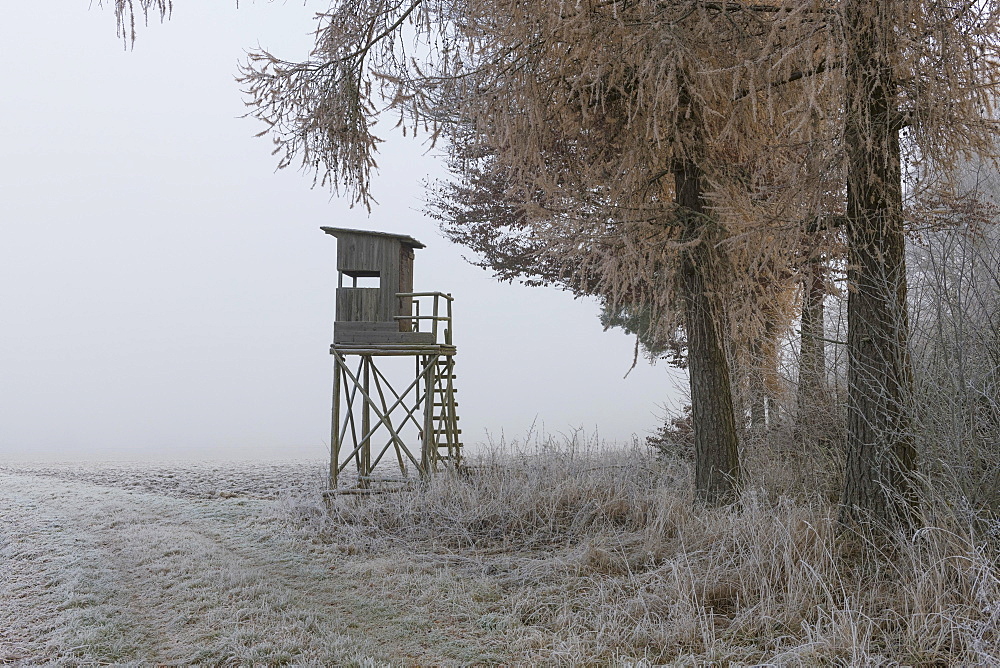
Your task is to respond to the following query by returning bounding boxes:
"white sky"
[0,2,683,462]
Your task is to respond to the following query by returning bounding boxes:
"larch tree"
[411,2,849,502]
[835,0,1000,523]
[659,0,1000,522]
[421,2,771,503]
[716,0,1000,523]
[236,0,845,504]
[795,213,842,443]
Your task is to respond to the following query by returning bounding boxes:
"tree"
[438,6,762,502]
[907,166,1000,508]
[795,215,841,443]
[398,0,1000,521]
[835,0,1000,523]
[103,0,171,46]
[408,2,826,503]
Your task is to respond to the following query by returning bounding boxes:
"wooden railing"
[394,292,454,345]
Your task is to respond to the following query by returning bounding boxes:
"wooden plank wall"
[336,288,380,322]
[335,233,403,325]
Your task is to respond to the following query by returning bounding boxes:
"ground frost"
[0,463,385,665]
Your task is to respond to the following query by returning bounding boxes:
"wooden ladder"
[430,356,462,468]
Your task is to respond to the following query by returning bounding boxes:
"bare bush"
[908,174,1000,511]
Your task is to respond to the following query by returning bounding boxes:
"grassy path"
[0,468,499,665]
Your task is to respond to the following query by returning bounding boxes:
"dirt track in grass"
[0,462,502,666]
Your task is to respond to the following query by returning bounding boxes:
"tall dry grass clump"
[285,436,999,664]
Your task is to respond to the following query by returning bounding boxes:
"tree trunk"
[797,260,834,450]
[841,0,917,525]
[798,263,828,413]
[675,158,741,504]
[761,312,781,426]
[746,337,767,431]
[747,298,782,432]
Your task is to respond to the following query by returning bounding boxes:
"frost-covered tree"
[834,0,1000,523]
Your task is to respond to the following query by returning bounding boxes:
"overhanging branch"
[734,60,841,101]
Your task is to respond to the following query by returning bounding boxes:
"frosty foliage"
[102,0,172,46]
[105,0,1000,374]
[104,0,1000,343]
[224,0,1000,357]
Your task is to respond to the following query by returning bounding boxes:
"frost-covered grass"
[0,460,325,500]
[0,462,391,665]
[292,439,1000,665]
[4,449,998,665]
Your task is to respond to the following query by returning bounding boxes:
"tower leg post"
[329,354,342,490]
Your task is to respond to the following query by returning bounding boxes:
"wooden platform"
[331,344,457,356]
[333,321,436,346]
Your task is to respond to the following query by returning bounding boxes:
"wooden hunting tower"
[322,227,461,492]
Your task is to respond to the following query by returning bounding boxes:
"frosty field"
[2,453,998,666]
[0,461,496,665]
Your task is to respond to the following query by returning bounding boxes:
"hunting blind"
[322,227,462,493]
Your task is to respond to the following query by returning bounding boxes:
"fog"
[0,3,682,461]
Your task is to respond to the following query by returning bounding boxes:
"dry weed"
[290,438,1000,665]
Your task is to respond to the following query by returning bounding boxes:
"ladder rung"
[432,415,459,421]
[432,402,457,407]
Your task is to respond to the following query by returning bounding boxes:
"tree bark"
[798,260,828,413]
[841,0,917,525]
[797,258,834,449]
[748,348,767,431]
[675,158,741,504]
